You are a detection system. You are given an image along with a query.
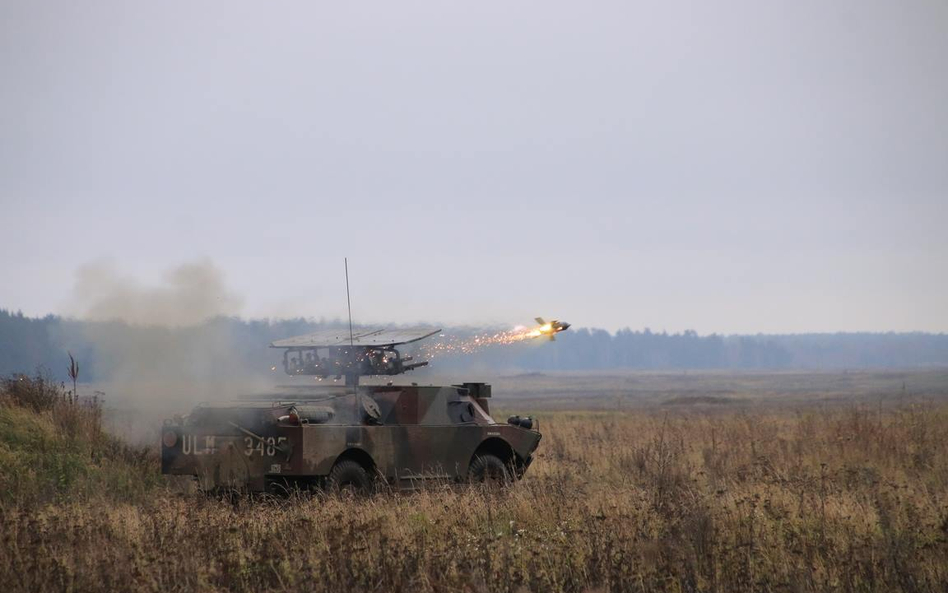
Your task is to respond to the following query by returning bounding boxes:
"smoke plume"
[72,259,242,326]
[65,260,266,442]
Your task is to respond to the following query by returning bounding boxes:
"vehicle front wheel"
[327,460,373,496]
[468,454,510,486]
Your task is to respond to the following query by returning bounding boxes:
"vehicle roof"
[193,401,299,409]
[216,384,454,406]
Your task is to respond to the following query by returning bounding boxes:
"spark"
[418,322,556,360]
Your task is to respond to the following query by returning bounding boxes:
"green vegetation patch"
[0,405,92,503]
[0,375,161,505]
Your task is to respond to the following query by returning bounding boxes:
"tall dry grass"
[1,376,946,592]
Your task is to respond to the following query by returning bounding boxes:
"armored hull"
[161,383,541,493]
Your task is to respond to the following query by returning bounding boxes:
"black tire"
[328,460,373,495]
[468,454,510,485]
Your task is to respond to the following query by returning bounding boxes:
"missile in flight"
[532,317,571,341]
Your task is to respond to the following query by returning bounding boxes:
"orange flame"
[419,322,555,359]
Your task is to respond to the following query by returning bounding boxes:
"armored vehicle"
[161,329,542,493]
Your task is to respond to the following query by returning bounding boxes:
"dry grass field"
[2,371,947,592]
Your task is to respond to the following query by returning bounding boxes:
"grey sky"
[1,0,946,334]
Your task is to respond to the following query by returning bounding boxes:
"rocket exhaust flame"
[419,318,570,359]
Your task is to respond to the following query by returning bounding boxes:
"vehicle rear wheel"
[468,454,510,486]
[328,460,373,496]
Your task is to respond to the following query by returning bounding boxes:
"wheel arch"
[472,437,515,467]
[334,447,376,472]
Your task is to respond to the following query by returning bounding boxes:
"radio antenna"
[345,258,354,347]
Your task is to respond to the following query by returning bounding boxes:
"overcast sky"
[1,0,946,334]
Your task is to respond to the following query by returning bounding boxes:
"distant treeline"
[2,309,947,381]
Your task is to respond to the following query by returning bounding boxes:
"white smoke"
[65,260,268,442]
[71,259,242,326]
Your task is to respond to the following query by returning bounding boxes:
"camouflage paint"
[161,384,541,491]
